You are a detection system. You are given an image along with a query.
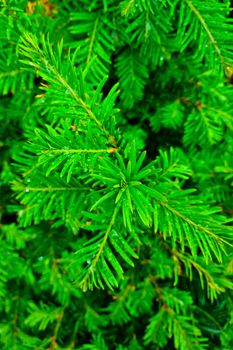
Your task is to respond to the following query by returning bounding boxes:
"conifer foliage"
[0,0,233,349]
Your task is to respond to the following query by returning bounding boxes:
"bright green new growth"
[0,0,233,349]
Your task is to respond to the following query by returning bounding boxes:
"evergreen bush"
[0,0,233,349]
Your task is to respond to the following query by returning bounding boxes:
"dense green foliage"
[0,0,233,349]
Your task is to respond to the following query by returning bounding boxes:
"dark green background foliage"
[0,0,233,349]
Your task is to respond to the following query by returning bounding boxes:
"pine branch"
[185,0,225,67]
[1,1,233,348]
[18,33,118,147]
[80,206,120,291]
[116,48,149,108]
[69,11,114,84]
[73,203,138,291]
[173,250,233,301]
[177,0,233,72]
[156,198,232,262]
